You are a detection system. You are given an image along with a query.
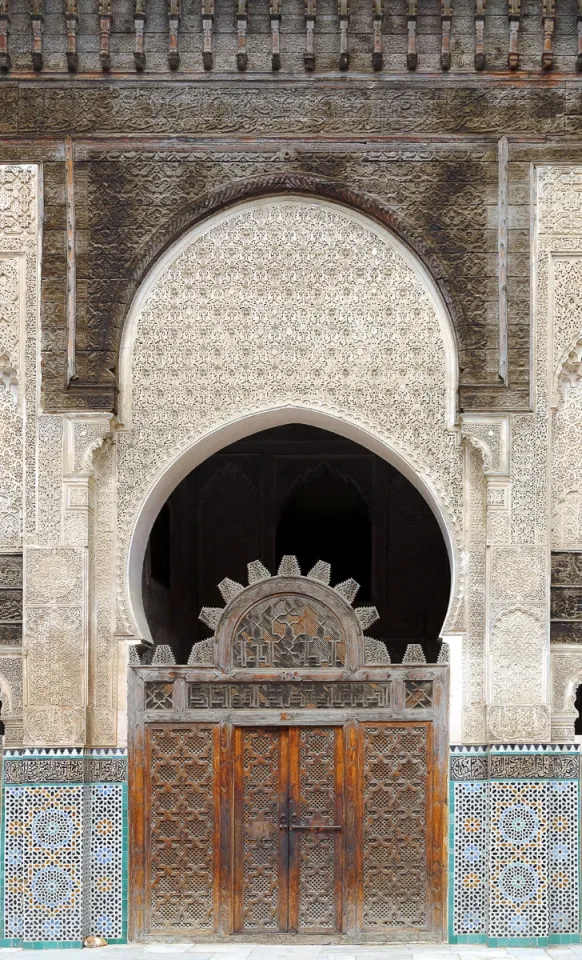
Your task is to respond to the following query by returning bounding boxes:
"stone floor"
[1,945,582,959]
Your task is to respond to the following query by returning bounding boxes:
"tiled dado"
[0,748,127,949]
[449,744,581,946]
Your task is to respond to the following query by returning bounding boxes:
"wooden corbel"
[372,0,383,70]
[0,0,10,73]
[202,0,214,69]
[304,0,316,70]
[578,0,582,71]
[134,0,146,70]
[541,0,554,70]
[168,0,180,70]
[338,0,349,70]
[99,0,112,71]
[270,0,282,70]
[474,0,485,70]
[507,0,520,69]
[407,0,418,68]
[440,0,451,69]
[31,0,44,71]
[66,0,78,72]
[236,0,248,70]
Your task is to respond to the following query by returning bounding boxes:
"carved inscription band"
[450,753,580,781]
[3,757,127,784]
[187,681,392,710]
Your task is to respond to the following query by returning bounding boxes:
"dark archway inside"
[142,424,451,665]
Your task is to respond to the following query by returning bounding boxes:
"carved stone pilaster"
[134,0,146,70]
[440,0,452,69]
[98,0,112,71]
[338,0,349,70]
[474,0,486,69]
[407,0,418,69]
[31,0,44,71]
[236,0,248,70]
[65,0,78,72]
[168,0,180,70]
[202,0,214,69]
[542,0,555,70]
[508,0,520,69]
[304,0,316,70]
[372,0,383,70]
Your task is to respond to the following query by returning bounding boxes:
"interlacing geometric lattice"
[149,726,215,930]
[452,779,489,936]
[362,724,428,929]
[548,780,579,935]
[297,728,338,930]
[240,729,280,931]
[89,783,124,940]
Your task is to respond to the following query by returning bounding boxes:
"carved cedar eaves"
[508,0,520,69]
[441,0,452,69]
[168,0,180,70]
[338,0,349,70]
[202,0,214,69]
[99,0,112,71]
[66,0,78,72]
[270,0,282,70]
[236,0,248,70]
[474,0,485,69]
[31,0,44,71]
[372,0,383,69]
[134,0,146,70]
[542,0,555,70]
[305,0,316,69]
[0,0,10,73]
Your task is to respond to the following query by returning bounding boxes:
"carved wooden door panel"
[233,726,344,934]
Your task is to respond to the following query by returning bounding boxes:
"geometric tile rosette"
[489,782,548,939]
[4,786,83,943]
[89,783,124,941]
[452,780,489,937]
[548,779,579,936]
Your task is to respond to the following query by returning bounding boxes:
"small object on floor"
[84,936,108,948]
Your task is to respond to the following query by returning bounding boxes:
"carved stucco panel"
[116,199,463,639]
[0,656,23,711]
[462,445,487,743]
[25,547,84,606]
[25,606,84,710]
[487,705,551,742]
[490,605,545,706]
[551,650,582,713]
[490,545,547,604]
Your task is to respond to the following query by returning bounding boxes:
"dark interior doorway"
[142,424,451,665]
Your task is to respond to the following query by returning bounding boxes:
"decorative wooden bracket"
[66,0,78,72]
[474,0,485,69]
[507,0,520,69]
[168,0,180,70]
[304,0,316,70]
[31,0,44,71]
[99,0,112,71]
[0,0,10,73]
[338,0,349,70]
[270,0,282,70]
[541,0,554,70]
[236,0,248,70]
[578,0,582,71]
[440,0,451,69]
[372,0,383,70]
[407,0,418,68]
[202,0,214,69]
[134,0,146,70]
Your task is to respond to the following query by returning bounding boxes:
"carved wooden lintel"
[407,0,418,69]
[168,0,180,70]
[66,0,78,72]
[440,0,452,70]
[542,0,555,70]
[578,0,582,71]
[236,0,248,71]
[31,0,44,71]
[474,0,485,70]
[99,0,112,71]
[134,0,146,71]
[508,0,520,70]
[202,0,214,70]
[270,0,281,70]
[305,0,316,70]
[0,0,10,73]
[338,0,349,70]
[372,0,383,71]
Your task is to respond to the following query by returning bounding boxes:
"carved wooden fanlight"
[189,555,388,669]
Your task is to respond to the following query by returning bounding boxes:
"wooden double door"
[234,725,344,933]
